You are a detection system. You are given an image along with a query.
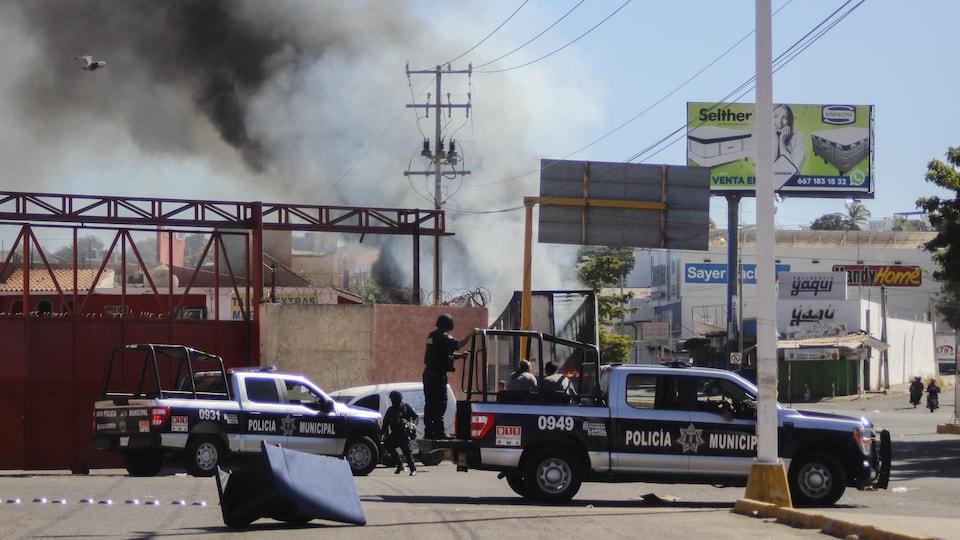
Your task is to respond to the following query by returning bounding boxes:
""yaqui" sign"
[778,271,847,300]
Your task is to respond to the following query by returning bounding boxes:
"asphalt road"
[1,384,955,540]
[1,466,825,540]
[787,383,960,539]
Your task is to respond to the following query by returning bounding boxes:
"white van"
[328,382,455,465]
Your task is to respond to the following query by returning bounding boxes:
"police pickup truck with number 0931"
[421,330,891,506]
[92,344,383,477]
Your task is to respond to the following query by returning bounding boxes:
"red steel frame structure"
[0,191,446,472]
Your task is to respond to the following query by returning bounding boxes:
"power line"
[445,1,529,67]
[461,0,798,190]
[475,1,631,74]
[451,0,863,216]
[626,0,863,166]
[473,1,586,70]
[317,108,407,204]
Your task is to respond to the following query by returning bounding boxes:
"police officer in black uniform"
[381,390,419,476]
[423,314,474,439]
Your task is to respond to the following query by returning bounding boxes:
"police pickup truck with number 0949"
[422,330,891,506]
[92,344,383,477]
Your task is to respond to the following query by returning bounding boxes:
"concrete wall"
[260,303,376,391]
[372,305,488,395]
[880,317,937,385]
[259,303,488,394]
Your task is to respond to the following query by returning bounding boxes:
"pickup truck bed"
[92,344,383,477]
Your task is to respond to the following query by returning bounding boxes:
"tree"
[917,146,960,328]
[576,246,639,363]
[810,213,850,231]
[892,216,928,232]
[50,235,105,265]
[809,202,871,231]
[183,233,207,267]
[845,201,871,230]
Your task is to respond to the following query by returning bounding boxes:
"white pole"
[741,4,789,506]
[754,0,778,464]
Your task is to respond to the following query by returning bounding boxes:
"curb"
[734,499,937,540]
[936,423,960,435]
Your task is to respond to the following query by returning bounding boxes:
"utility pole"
[405,63,472,305]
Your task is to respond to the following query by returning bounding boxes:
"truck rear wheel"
[345,436,379,476]
[418,450,444,466]
[125,450,163,477]
[522,449,582,502]
[788,451,846,506]
[184,435,223,477]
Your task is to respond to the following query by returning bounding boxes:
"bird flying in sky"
[74,55,106,71]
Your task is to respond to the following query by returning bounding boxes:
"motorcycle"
[909,386,923,408]
[927,393,939,412]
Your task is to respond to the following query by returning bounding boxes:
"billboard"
[831,264,922,287]
[778,272,847,300]
[784,348,840,361]
[776,300,862,340]
[686,102,874,198]
[538,159,710,250]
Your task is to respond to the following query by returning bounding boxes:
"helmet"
[436,314,455,331]
[389,390,402,402]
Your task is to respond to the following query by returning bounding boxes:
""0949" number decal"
[537,415,574,431]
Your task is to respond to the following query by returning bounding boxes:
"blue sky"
[0,1,955,307]
[411,0,957,229]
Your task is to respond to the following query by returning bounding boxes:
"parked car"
[329,382,455,466]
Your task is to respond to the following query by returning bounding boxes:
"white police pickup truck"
[92,344,383,477]
[423,330,891,506]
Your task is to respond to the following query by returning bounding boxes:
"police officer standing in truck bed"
[423,314,473,439]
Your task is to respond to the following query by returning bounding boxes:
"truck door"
[236,377,291,452]
[279,379,344,455]
[686,376,758,477]
[611,373,690,474]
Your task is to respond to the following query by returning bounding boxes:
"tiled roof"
[0,268,116,292]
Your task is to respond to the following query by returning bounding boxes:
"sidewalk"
[735,499,954,540]
[736,379,958,539]
[818,381,960,433]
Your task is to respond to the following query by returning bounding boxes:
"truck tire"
[505,473,528,497]
[522,448,582,502]
[183,435,223,477]
[125,450,163,477]
[345,436,379,476]
[788,451,846,506]
[418,450,444,466]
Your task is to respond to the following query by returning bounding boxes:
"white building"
[626,229,941,392]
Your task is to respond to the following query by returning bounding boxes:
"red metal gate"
[0,317,252,472]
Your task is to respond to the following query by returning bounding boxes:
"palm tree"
[845,202,871,230]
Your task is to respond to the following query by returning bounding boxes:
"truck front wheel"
[184,435,223,477]
[345,436,379,476]
[522,449,582,502]
[788,451,846,506]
